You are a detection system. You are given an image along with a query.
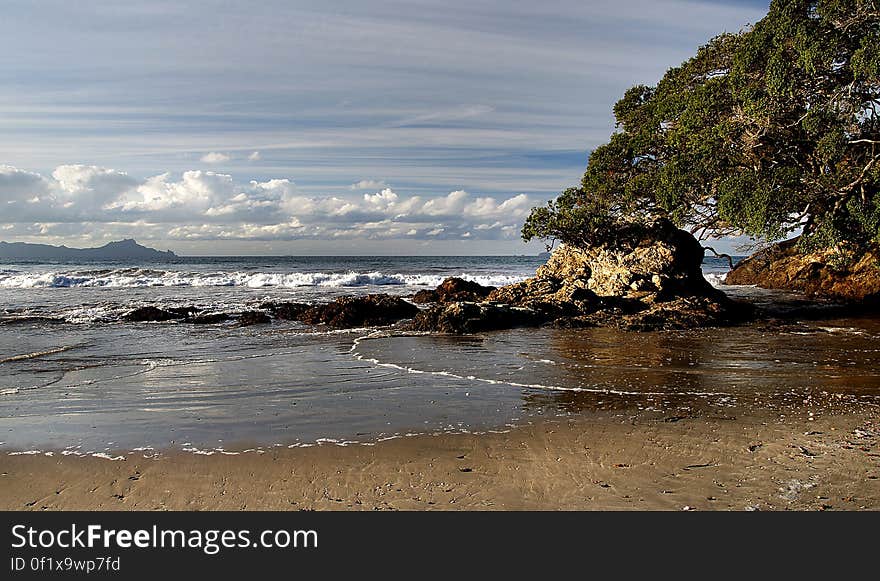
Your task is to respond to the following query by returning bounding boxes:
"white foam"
[349,332,733,398]
[0,345,75,364]
[0,269,525,290]
[91,452,126,461]
[703,272,728,287]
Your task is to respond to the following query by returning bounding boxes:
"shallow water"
[1,256,878,453]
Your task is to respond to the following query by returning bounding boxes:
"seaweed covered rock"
[725,238,880,302]
[411,277,496,304]
[298,294,419,328]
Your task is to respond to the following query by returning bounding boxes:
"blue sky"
[0,0,768,255]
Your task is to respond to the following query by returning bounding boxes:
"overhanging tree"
[523,0,880,256]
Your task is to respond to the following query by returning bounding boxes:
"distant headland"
[0,239,177,261]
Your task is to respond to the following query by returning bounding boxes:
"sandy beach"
[3,404,877,511]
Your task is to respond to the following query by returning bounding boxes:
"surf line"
[0,345,78,364]
[349,331,735,398]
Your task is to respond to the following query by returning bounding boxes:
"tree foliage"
[523,0,880,253]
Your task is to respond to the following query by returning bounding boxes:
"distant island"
[0,239,177,261]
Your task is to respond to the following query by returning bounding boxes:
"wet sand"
[2,405,878,511]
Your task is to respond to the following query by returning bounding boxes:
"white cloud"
[200,152,232,164]
[0,164,535,243]
[0,165,50,199]
[247,151,262,161]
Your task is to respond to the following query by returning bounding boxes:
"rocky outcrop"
[298,294,420,328]
[261,301,310,320]
[123,306,183,322]
[552,295,749,331]
[408,302,544,334]
[238,311,271,326]
[486,277,597,318]
[121,295,420,328]
[409,219,749,334]
[533,218,714,300]
[411,277,496,304]
[725,238,880,302]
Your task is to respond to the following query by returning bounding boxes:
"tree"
[523,0,880,255]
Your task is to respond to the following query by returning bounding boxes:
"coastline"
[3,404,877,511]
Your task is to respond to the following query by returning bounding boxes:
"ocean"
[1,255,878,456]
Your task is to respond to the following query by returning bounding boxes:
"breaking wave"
[0,269,525,289]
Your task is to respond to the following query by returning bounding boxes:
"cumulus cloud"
[0,164,535,242]
[200,152,232,164]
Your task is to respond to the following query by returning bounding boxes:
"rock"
[298,294,419,328]
[494,218,747,330]
[407,218,752,334]
[555,295,751,331]
[725,237,880,302]
[188,313,230,324]
[407,302,545,334]
[238,311,271,326]
[534,218,713,299]
[123,306,183,322]
[411,277,496,304]
[260,301,310,320]
[487,277,598,317]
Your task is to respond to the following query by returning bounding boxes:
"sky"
[0,0,769,255]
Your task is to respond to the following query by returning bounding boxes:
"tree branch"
[702,246,734,269]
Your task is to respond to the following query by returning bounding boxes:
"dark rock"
[487,277,598,317]
[725,237,880,302]
[260,301,310,320]
[549,295,747,332]
[601,295,749,331]
[298,294,419,328]
[410,277,496,304]
[188,313,230,324]
[123,306,183,322]
[411,289,440,303]
[407,302,546,334]
[238,311,271,326]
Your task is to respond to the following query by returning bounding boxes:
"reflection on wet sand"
[517,318,880,415]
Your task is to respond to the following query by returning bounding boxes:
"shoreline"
[3,405,877,511]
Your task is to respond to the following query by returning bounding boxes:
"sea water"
[1,255,878,454]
